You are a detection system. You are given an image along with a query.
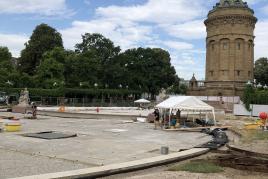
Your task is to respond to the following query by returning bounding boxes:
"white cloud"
[255,20,268,59]
[96,0,207,24]
[0,0,72,16]
[84,0,91,6]
[161,20,206,40]
[0,33,28,57]
[262,5,268,15]
[162,41,193,51]
[61,18,154,51]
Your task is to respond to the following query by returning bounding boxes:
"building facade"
[188,0,257,96]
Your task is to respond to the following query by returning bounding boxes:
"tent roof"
[156,96,214,111]
[134,99,150,103]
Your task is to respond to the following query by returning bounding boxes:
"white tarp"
[156,96,216,125]
[156,96,214,111]
[134,99,150,103]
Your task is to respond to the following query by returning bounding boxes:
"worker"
[153,108,160,130]
[31,102,37,119]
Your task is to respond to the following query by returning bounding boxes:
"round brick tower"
[204,0,257,96]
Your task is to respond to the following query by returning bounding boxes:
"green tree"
[65,51,101,88]
[75,33,120,62]
[167,77,188,95]
[118,48,177,98]
[18,23,63,74]
[254,57,268,85]
[36,53,65,89]
[0,47,14,87]
[75,33,121,87]
[242,84,255,111]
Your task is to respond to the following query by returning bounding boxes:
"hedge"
[0,87,142,98]
[243,86,268,111]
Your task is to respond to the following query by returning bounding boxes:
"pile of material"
[196,128,229,149]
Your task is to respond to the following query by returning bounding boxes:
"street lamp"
[6,80,13,86]
[246,80,252,86]
[257,83,262,88]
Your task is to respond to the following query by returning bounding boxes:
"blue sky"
[0,0,268,80]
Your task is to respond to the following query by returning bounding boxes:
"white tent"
[134,99,150,103]
[156,96,216,126]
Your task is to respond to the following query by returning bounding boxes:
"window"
[223,43,228,50]
[248,43,251,50]
[237,43,241,50]
[237,70,240,76]
[212,44,215,50]
[210,71,214,76]
[248,71,251,77]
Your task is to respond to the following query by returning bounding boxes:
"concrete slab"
[0,112,212,178]
[11,148,209,179]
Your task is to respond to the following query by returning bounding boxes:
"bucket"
[5,124,22,132]
[161,146,169,155]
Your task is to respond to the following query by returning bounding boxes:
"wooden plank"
[163,126,232,132]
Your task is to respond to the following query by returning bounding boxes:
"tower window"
[237,70,240,76]
[248,71,251,77]
[212,44,215,50]
[223,43,228,50]
[237,43,241,50]
[210,71,214,76]
[248,43,251,50]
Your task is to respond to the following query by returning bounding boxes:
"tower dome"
[219,0,248,7]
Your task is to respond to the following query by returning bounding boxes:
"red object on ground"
[259,112,268,120]
[96,107,100,113]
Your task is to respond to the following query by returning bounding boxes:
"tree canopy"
[254,57,268,86]
[0,47,14,87]
[0,25,182,98]
[18,23,63,75]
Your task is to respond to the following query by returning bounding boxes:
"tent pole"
[169,108,172,128]
[212,109,216,126]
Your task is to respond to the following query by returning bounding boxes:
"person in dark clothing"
[153,109,160,129]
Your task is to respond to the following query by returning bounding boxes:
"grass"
[239,129,268,143]
[168,161,224,173]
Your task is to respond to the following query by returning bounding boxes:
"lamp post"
[257,83,262,89]
[246,80,252,86]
